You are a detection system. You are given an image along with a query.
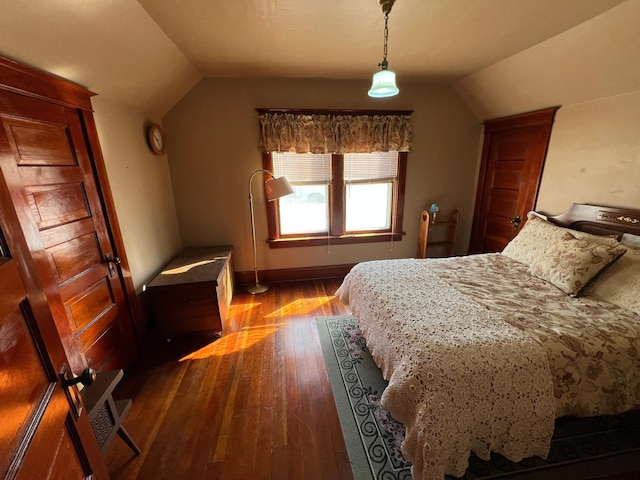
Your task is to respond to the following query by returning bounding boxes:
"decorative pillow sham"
[581,243,640,315]
[528,232,627,296]
[502,213,620,267]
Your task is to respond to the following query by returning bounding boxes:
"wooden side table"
[146,246,234,340]
[80,369,140,455]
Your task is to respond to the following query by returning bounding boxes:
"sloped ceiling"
[137,0,625,82]
[454,0,640,119]
[0,0,635,117]
[0,0,201,118]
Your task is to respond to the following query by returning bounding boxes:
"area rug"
[316,315,640,480]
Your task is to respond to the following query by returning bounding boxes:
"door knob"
[105,253,121,265]
[510,216,522,231]
[63,367,96,388]
[105,253,121,276]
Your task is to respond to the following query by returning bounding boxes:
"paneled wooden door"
[0,168,108,479]
[469,107,558,253]
[0,60,138,372]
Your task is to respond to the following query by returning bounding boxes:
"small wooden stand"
[80,370,140,455]
[416,209,460,258]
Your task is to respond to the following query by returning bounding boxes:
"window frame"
[263,151,407,248]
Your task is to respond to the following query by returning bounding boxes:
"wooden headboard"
[547,203,640,238]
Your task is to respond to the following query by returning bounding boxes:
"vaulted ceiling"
[0,0,633,117]
[137,0,625,81]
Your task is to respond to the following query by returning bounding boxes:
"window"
[344,152,398,232]
[263,151,407,247]
[273,152,331,235]
[256,108,412,247]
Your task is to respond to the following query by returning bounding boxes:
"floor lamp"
[247,169,294,294]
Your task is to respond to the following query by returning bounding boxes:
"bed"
[335,203,640,480]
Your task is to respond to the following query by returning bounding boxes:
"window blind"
[344,152,398,182]
[272,152,331,184]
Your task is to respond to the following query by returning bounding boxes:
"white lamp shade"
[368,69,399,98]
[265,175,294,202]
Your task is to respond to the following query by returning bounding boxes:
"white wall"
[536,92,640,214]
[162,77,481,274]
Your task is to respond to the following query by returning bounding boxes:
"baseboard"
[235,263,355,286]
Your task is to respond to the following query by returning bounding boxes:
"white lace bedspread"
[336,257,556,480]
[427,253,640,418]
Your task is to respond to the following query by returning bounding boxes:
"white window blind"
[272,152,331,185]
[344,152,398,182]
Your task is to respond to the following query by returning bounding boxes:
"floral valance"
[257,109,412,154]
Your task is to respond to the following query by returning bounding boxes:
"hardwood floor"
[104,278,640,480]
[105,278,352,480]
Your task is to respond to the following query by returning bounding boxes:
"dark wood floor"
[105,278,352,480]
[105,278,640,480]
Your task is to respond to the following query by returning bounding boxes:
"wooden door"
[0,57,139,372]
[0,169,108,479]
[469,107,558,253]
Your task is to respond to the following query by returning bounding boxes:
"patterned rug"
[316,315,640,480]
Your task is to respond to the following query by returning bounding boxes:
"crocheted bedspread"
[335,254,640,480]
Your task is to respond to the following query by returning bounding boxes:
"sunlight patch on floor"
[179,323,285,360]
[226,301,260,317]
[264,296,334,318]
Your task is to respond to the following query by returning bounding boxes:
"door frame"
[469,107,559,253]
[0,55,143,347]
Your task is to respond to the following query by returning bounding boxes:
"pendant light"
[368,0,399,98]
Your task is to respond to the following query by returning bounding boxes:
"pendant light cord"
[380,12,390,69]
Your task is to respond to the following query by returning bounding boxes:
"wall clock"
[148,123,166,156]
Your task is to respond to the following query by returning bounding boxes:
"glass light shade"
[265,175,294,202]
[368,69,399,98]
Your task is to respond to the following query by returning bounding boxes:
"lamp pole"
[246,169,293,294]
[248,169,271,294]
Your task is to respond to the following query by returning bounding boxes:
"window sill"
[267,232,404,249]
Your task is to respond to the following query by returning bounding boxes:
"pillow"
[502,213,620,267]
[621,233,640,248]
[528,232,627,296]
[581,243,640,315]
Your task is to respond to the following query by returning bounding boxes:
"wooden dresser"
[146,246,234,340]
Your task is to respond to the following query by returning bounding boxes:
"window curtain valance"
[257,109,412,154]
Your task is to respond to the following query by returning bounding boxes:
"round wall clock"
[148,123,166,156]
